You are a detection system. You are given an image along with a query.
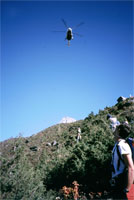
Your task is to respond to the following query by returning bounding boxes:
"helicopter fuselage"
[66,28,73,41]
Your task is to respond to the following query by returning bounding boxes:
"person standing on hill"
[77,127,81,142]
[110,123,134,199]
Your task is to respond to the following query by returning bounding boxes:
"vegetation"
[0,97,134,199]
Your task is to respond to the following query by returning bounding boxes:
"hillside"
[0,97,134,200]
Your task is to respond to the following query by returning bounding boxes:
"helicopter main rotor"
[53,19,84,46]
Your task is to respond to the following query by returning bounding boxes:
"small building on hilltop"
[117,96,126,103]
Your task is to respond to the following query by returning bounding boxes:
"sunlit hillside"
[0,97,134,199]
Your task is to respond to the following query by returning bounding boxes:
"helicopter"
[53,19,84,46]
[66,27,73,46]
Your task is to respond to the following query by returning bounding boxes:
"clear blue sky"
[1,1,133,141]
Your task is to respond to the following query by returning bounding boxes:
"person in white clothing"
[112,139,132,179]
[107,114,120,131]
[77,127,81,142]
[110,123,134,199]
